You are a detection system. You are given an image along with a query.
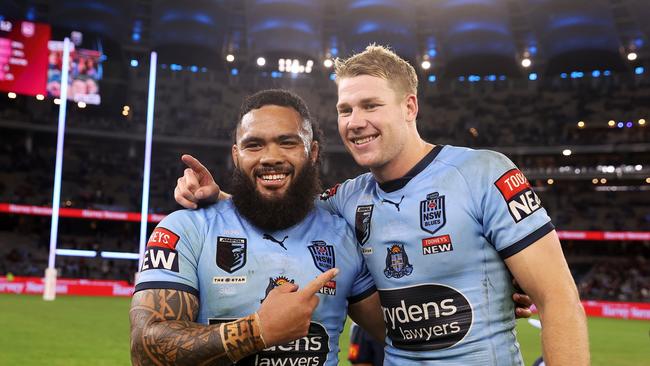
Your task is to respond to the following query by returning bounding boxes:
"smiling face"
[232,104,318,201]
[336,74,418,180]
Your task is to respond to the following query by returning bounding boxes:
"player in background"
[173,45,585,364]
[130,90,384,366]
[348,322,384,366]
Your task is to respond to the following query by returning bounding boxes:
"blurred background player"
[348,322,384,366]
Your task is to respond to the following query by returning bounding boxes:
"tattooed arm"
[130,269,340,365]
[129,289,265,366]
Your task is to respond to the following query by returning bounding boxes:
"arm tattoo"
[130,289,265,366]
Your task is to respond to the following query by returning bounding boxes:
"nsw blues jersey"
[319,145,554,365]
[135,199,375,366]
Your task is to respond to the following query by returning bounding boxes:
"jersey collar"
[378,144,444,193]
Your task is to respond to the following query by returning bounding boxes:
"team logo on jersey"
[308,240,335,272]
[384,244,413,278]
[494,169,542,223]
[420,192,446,235]
[319,183,341,201]
[216,236,247,273]
[261,276,295,302]
[355,205,374,245]
[422,235,454,255]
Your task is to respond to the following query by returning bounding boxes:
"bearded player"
[130,89,384,366]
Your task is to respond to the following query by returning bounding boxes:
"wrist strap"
[222,313,267,362]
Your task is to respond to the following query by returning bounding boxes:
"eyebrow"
[337,97,383,110]
[239,133,302,146]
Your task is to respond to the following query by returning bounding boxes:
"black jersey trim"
[347,285,377,304]
[378,145,444,193]
[498,221,555,259]
[134,281,199,297]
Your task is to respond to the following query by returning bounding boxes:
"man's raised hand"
[174,154,221,209]
[257,268,339,347]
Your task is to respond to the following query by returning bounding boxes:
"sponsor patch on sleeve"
[319,183,341,201]
[141,247,179,272]
[494,169,542,223]
[141,227,180,272]
[146,227,180,249]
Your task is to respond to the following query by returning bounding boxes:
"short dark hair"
[234,90,324,158]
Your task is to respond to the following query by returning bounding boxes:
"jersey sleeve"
[134,209,206,296]
[316,174,370,217]
[470,150,555,259]
[348,259,376,304]
[344,226,377,304]
[316,182,346,215]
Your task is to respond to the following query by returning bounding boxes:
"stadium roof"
[1,0,648,75]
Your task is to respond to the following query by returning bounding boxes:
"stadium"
[0,0,648,365]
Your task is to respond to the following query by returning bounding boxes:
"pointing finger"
[181,154,211,178]
[300,268,339,297]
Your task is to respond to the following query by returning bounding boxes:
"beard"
[230,161,322,232]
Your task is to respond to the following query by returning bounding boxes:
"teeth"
[353,136,377,145]
[261,174,287,181]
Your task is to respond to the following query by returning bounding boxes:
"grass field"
[1,294,648,365]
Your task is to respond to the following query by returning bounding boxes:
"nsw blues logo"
[355,205,373,246]
[308,240,335,272]
[384,244,413,278]
[420,192,446,235]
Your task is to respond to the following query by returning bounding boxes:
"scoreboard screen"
[0,19,51,96]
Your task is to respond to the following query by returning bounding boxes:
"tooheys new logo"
[494,169,542,223]
[141,227,180,272]
[379,284,473,351]
[208,319,330,366]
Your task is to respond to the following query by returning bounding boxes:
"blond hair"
[334,44,418,97]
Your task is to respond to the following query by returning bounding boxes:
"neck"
[371,138,434,183]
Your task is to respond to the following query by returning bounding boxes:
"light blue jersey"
[135,199,376,366]
[319,145,554,365]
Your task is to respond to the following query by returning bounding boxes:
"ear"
[404,94,419,123]
[309,141,320,164]
[231,144,239,168]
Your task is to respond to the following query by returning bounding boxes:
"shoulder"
[160,200,230,231]
[437,145,515,180]
[319,172,374,202]
[311,205,353,233]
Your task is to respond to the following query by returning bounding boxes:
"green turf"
[0,294,131,366]
[339,317,650,366]
[1,294,648,365]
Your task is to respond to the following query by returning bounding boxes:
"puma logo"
[382,196,405,211]
[263,234,288,250]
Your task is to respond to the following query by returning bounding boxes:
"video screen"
[0,19,51,96]
[47,40,102,105]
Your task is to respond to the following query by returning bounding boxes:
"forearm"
[538,299,590,365]
[130,289,265,366]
